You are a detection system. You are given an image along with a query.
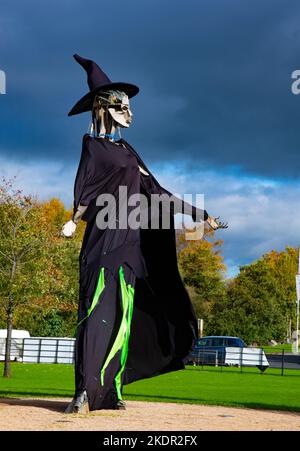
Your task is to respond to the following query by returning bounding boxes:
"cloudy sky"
[1,0,300,277]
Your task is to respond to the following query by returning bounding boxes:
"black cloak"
[73,134,208,408]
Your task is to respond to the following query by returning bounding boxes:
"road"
[266,353,300,370]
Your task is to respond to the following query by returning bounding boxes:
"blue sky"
[1,0,300,277]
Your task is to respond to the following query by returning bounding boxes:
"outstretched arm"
[119,140,228,231]
[159,186,228,230]
[158,185,208,222]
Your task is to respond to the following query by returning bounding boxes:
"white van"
[0,329,30,361]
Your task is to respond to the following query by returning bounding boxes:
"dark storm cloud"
[0,0,300,177]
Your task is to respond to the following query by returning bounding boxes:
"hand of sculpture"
[206,215,228,230]
[61,220,77,237]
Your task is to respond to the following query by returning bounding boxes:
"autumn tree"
[263,247,298,333]
[9,197,85,338]
[0,178,49,377]
[210,247,299,344]
[177,226,227,328]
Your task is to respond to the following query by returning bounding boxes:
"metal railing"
[1,339,300,375]
[187,346,300,375]
[0,337,75,364]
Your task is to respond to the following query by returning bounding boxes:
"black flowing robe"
[73,134,208,391]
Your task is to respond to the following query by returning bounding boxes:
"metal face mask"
[107,91,133,128]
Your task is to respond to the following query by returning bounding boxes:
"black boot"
[64,390,89,414]
[110,389,126,410]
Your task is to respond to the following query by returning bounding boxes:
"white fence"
[0,337,75,364]
[224,347,269,367]
[0,338,25,362]
[189,346,269,369]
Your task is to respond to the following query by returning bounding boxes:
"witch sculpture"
[62,54,227,413]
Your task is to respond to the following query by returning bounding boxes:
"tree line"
[178,229,298,345]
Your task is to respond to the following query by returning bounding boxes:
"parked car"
[187,335,246,366]
[186,335,269,372]
[197,336,246,348]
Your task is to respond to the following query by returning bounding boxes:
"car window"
[210,338,224,346]
[226,338,237,346]
[226,338,245,347]
[196,337,245,347]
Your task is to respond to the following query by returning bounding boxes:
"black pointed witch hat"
[68,54,139,116]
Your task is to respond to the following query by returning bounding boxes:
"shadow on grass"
[123,393,300,413]
[0,396,71,413]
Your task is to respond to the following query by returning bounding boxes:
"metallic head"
[94,90,133,128]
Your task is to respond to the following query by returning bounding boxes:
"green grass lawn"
[261,344,293,353]
[0,363,300,412]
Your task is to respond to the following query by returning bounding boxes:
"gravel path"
[0,397,299,431]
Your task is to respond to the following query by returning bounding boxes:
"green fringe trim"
[76,266,105,330]
[100,266,135,400]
